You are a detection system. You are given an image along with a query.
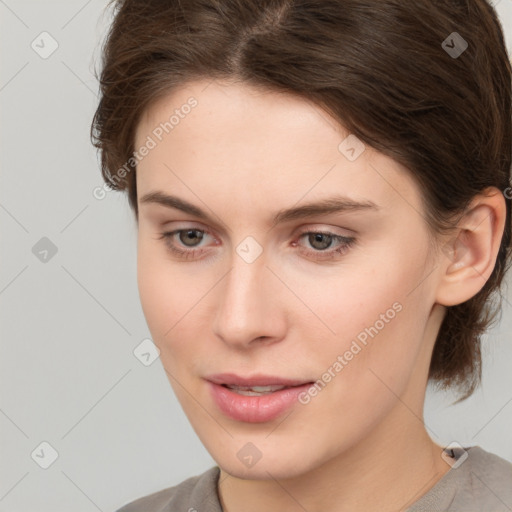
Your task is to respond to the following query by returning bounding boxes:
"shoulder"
[115,466,222,512]
[468,445,512,472]
[409,446,512,512]
[464,446,512,503]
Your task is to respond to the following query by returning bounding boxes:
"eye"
[294,229,356,261]
[156,228,216,261]
[156,227,356,262]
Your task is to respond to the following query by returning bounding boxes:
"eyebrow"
[139,191,380,226]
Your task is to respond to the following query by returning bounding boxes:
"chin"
[221,463,306,481]
[214,450,318,481]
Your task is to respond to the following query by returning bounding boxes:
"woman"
[91,0,512,510]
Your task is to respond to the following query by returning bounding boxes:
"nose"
[212,248,287,350]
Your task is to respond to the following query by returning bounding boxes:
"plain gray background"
[1,1,512,511]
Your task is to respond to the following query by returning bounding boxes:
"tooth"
[250,385,286,392]
[234,389,267,396]
[227,384,287,394]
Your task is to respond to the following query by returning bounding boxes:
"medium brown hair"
[91,0,512,400]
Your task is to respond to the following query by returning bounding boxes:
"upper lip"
[205,373,313,387]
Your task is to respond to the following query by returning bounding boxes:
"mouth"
[206,373,313,391]
[205,373,315,422]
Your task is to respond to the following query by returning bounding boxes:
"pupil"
[181,229,203,247]
[310,233,332,250]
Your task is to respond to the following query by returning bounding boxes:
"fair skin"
[134,78,506,512]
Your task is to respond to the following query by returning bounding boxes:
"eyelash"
[156,227,356,262]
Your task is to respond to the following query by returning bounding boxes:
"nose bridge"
[213,241,280,347]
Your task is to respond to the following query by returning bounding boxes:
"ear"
[435,187,507,307]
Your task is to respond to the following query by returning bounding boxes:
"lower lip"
[207,381,314,423]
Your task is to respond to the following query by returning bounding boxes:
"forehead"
[134,79,423,222]
[136,78,345,151]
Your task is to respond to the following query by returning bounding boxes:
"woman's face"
[134,78,447,479]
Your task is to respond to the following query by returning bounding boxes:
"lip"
[206,373,312,387]
[205,373,314,423]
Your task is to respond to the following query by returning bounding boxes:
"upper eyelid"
[162,222,355,237]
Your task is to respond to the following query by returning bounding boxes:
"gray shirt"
[116,446,512,511]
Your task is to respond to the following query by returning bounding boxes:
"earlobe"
[435,188,506,307]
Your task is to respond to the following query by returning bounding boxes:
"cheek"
[303,245,432,392]
[136,235,214,377]
[137,237,188,346]
[137,238,165,334]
